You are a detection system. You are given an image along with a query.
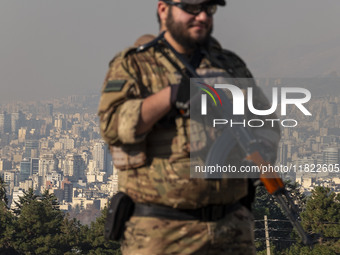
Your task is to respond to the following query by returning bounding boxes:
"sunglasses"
[162,0,217,16]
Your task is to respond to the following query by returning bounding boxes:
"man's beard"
[165,7,212,50]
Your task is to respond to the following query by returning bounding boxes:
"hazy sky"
[1,1,340,103]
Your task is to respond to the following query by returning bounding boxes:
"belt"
[133,202,241,222]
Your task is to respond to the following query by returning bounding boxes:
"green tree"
[12,188,38,215]
[286,243,337,255]
[84,207,121,255]
[253,181,306,253]
[285,186,340,255]
[0,180,18,255]
[301,187,340,239]
[0,176,8,206]
[1,188,123,254]
[41,189,60,211]
[11,192,64,254]
[58,217,88,254]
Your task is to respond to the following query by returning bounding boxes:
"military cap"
[181,0,226,6]
[160,0,226,6]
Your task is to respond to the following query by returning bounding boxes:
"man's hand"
[136,86,172,135]
[136,75,191,135]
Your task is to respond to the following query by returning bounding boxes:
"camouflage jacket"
[98,35,280,209]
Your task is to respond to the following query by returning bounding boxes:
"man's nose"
[195,10,210,22]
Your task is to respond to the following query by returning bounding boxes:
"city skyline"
[1,83,340,216]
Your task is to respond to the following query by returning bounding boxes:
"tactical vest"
[106,36,254,209]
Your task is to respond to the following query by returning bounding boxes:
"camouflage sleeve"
[98,50,146,145]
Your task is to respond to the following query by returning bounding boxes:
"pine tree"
[10,190,65,254]
[84,207,121,255]
[0,176,8,206]
[12,188,38,215]
[1,187,123,254]
[285,186,340,254]
[58,217,88,254]
[253,181,306,253]
[301,186,340,241]
[0,176,17,254]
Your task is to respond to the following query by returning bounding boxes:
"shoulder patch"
[104,80,127,92]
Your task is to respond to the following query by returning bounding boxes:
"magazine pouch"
[104,192,135,241]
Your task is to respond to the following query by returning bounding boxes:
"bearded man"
[98,1,280,254]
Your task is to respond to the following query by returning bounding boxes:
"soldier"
[98,0,280,254]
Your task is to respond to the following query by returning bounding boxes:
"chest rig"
[144,34,253,162]
[110,34,253,170]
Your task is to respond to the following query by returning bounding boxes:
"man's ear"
[157,1,169,30]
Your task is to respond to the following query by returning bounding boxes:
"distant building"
[46,171,62,183]
[53,188,64,202]
[0,159,12,171]
[47,103,53,116]
[3,170,19,194]
[11,111,25,134]
[11,112,20,134]
[63,154,85,181]
[20,159,31,182]
[19,179,34,192]
[93,141,107,172]
[4,170,17,184]
[24,140,39,158]
[31,158,39,175]
[93,141,112,173]
[38,154,59,185]
[0,111,11,134]
[59,138,75,150]
[323,147,339,165]
[62,179,73,203]
[320,128,328,137]
[18,127,27,143]
[279,143,288,165]
[54,115,65,130]
[81,150,90,166]
[326,102,337,116]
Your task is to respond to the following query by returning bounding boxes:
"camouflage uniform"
[98,35,280,254]
[122,206,255,255]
